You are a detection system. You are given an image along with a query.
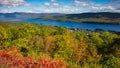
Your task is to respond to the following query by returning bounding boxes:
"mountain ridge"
[37,12,120,24]
[0,12,120,24]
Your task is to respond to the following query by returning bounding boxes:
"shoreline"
[36,19,120,25]
[69,28,120,35]
[1,20,120,34]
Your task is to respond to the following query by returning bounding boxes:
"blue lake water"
[1,18,120,32]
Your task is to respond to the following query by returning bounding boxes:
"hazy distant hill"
[64,12,120,19]
[1,12,120,24]
[0,12,61,19]
[38,12,120,24]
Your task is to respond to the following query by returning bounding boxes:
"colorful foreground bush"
[0,46,66,68]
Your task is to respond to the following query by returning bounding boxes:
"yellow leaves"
[72,39,88,63]
[28,35,44,47]
[0,25,7,40]
[112,44,120,57]
[45,36,55,46]
[1,22,120,68]
[87,46,102,63]
[0,25,7,49]
[18,23,40,38]
[12,38,29,47]
[116,58,120,66]
[45,36,55,54]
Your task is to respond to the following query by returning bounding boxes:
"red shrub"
[0,46,66,68]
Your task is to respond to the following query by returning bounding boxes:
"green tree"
[17,23,40,38]
[54,27,68,35]
[101,54,119,68]
[100,32,117,47]
[0,25,7,40]
[0,25,7,49]
[52,35,73,61]
[90,32,104,48]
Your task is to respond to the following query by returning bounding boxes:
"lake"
[1,18,120,32]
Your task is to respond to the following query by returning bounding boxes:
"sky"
[0,0,120,13]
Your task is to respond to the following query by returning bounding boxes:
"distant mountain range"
[0,12,61,19]
[37,12,120,24]
[61,12,120,19]
[0,12,120,24]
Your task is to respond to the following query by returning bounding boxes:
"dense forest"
[0,22,120,68]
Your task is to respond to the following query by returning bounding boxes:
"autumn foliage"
[0,46,66,68]
[0,22,120,68]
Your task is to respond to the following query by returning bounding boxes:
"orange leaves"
[72,39,88,63]
[37,58,66,68]
[45,36,55,54]
[0,46,66,68]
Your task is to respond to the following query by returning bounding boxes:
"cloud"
[51,0,56,3]
[74,0,88,7]
[44,0,59,7]
[74,0,94,7]
[0,0,30,7]
[0,0,120,13]
[95,0,120,12]
[51,0,59,7]
[44,2,50,7]
[0,9,12,13]
[25,0,120,13]
[26,10,33,13]
[73,0,120,12]
[53,3,59,6]
[109,0,120,9]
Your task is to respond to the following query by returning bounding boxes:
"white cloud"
[53,3,59,6]
[0,0,120,13]
[91,3,116,12]
[26,10,33,13]
[0,0,30,7]
[107,6,114,10]
[44,2,50,7]
[73,0,120,13]
[74,0,89,7]
[51,0,56,3]
[0,9,12,13]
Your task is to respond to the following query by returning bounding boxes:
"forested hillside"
[38,12,120,24]
[0,22,120,68]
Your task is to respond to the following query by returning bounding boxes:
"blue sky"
[0,0,119,13]
[93,0,110,3]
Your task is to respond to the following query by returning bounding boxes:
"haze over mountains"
[37,12,120,24]
[0,12,61,19]
[0,12,120,18]
[0,12,120,24]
